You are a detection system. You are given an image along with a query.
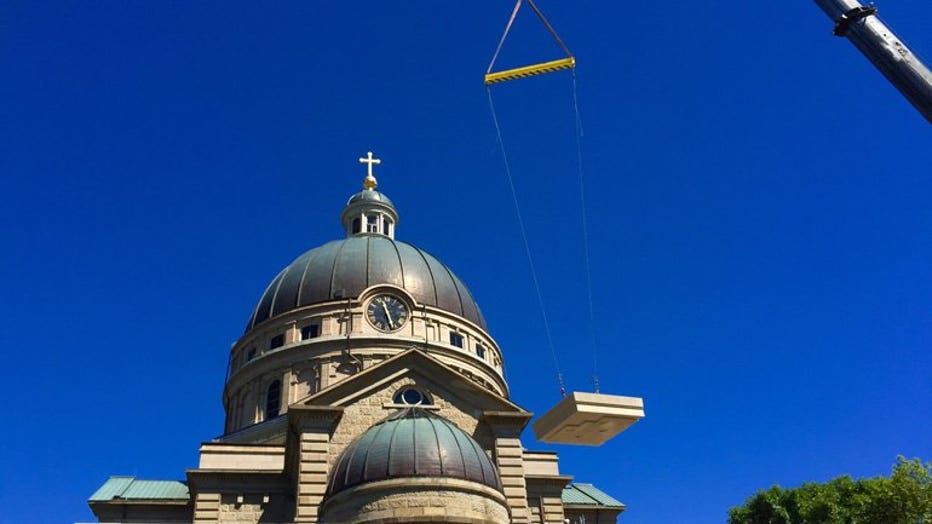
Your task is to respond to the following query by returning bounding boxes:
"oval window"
[393,387,432,406]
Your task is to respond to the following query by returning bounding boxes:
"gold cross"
[358,151,381,178]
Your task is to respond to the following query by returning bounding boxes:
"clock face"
[366,294,409,332]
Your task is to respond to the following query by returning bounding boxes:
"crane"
[814,0,932,123]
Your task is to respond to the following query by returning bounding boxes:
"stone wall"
[194,492,221,523]
[525,478,570,524]
[214,493,289,524]
[319,478,510,524]
[563,508,623,524]
[325,376,491,467]
[90,502,192,524]
[188,470,292,524]
[218,495,263,524]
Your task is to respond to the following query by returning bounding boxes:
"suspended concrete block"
[532,392,645,446]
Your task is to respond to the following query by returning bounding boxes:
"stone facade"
[91,327,626,524]
[218,495,266,524]
[326,376,489,467]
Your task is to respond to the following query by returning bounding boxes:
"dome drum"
[225,332,505,396]
[222,333,508,432]
[223,296,508,432]
[227,292,504,389]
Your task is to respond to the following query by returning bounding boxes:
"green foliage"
[728,457,932,524]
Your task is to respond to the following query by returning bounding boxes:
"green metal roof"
[562,483,625,508]
[89,476,189,502]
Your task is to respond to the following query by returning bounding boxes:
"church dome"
[325,408,503,498]
[245,169,486,333]
[245,235,486,332]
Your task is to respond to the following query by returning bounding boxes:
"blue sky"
[2,2,931,523]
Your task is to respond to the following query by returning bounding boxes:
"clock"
[366,294,409,332]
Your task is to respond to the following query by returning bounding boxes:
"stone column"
[484,411,534,524]
[187,471,290,524]
[285,321,300,344]
[282,368,295,413]
[286,405,344,523]
[193,492,220,523]
[526,476,573,524]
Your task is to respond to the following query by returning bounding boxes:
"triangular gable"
[297,348,527,415]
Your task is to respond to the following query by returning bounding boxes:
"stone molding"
[287,405,345,432]
[483,410,533,435]
[303,349,523,414]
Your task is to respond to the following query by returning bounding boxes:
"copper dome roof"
[326,408,502,497]
[245,235,486,332]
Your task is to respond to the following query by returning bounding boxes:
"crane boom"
[815,0,932,123]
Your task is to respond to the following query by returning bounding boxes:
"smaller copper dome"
[346,189,394,207]
[326,408,502,497]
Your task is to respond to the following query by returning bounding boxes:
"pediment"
[299,349,527,416]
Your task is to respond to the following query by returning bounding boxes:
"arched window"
[301,324,320,340]
[265,380,281,419]
[352,217,361,234]
[367,214,380,233]
[393,387,432,406]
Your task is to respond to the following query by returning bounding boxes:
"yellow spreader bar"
[485,56,575,85]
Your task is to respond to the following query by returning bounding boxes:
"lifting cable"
[487,88,566,397]
[485,0,601,396]
[570,73,600,394]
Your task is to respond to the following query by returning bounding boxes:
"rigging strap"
[486,0,575,80]
[486,0,524,76]
[524,0,573,58]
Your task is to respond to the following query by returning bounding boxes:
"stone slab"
[532,392,644,446]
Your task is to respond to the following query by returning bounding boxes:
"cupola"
[340,151,399,238]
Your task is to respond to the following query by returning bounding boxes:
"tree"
[728,456,932,524]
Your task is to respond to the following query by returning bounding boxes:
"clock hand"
[381,302,395,329]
